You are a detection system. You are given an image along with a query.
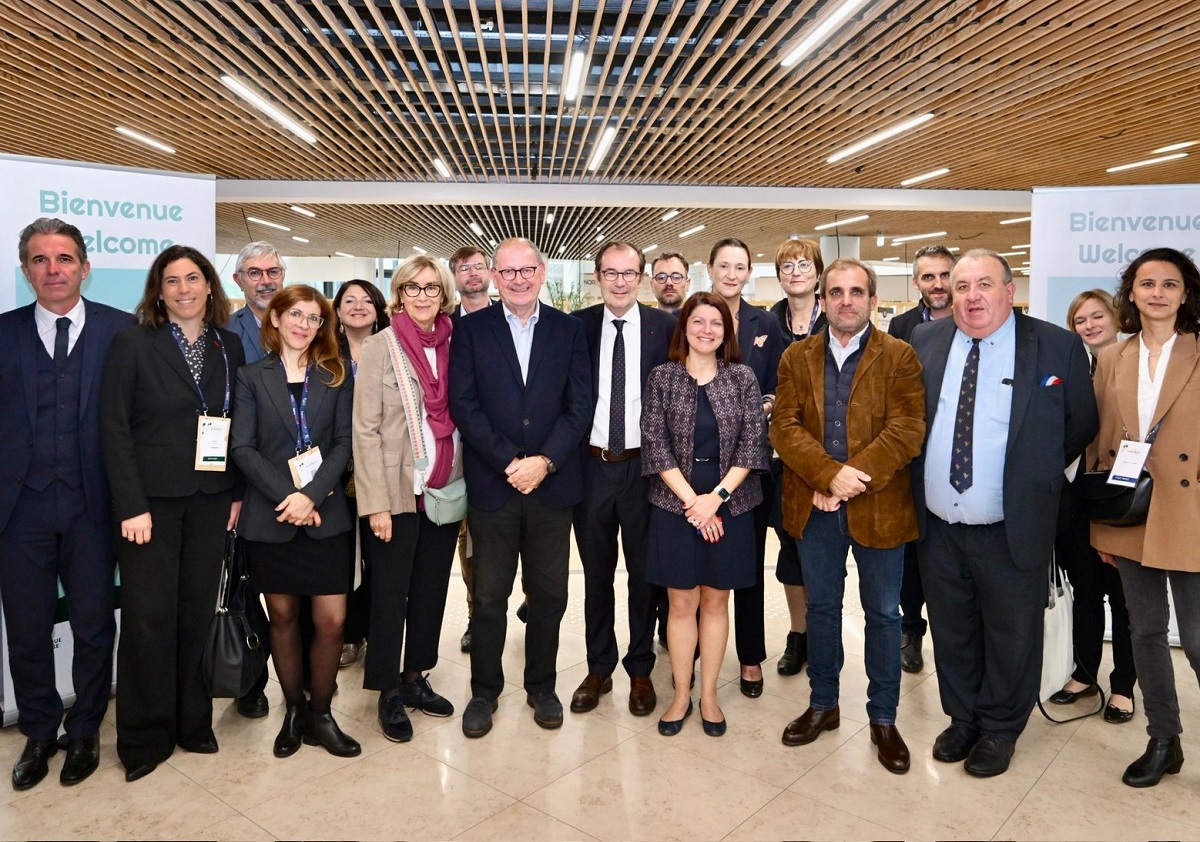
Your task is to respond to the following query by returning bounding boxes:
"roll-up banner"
[0,153,215,726]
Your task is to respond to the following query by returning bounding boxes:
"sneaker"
[399,674,455,717]
[378,693,413,743]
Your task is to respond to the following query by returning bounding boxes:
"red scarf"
[391,311,455,490]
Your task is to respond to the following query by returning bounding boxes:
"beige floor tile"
[1,759,236,840]
[723,789,904,841]
[244,745,513,840]
[192,814,278,841]
[454,802,599,841]
[524,732,782,842]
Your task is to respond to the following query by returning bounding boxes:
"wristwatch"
[541,455,557,474]
[715,486,730,501]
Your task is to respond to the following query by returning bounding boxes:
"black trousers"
[900,541,927,636]
[918,515,1044,742]
[362,512,458,691]
[0,483,115,741]
[116,491,230,769]
[573,454,658,678]
[733,470,771,666]
[468,495,571,700]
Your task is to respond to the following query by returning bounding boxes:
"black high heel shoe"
[1122,736,1183,787]
[274,703,305,757]
[303,706,362,757]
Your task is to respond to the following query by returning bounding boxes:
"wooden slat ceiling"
[2,0,1198,264]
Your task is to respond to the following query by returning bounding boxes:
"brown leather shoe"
[570,673,613,713]
[870,724,910,774]
[628,676,657,716]
[781,705,840,746]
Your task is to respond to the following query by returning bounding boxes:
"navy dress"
[645,385,755,590]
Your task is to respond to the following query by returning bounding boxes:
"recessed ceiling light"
[642,244,659,254]
[289,205,315,217]
[900,167,950,186]
[545,212,554,225]
[661,209,680,222]
[1106,153,1188,173]
[780,0,873,68]
[876,234,886,247]
[586,126,618,171]
[755,253,764,257]
[595,234,605,243]
[1152,141,1196,154]
[220,74,317,144]
[488,238,497,247]
[814,214,869,230]
[291,236,309,243]
[827,113,934,164]
[558,245,567,254]
[468,222,485,237]
[246,216,290,232]
[433,157,452,178]
[890,231,947,244]
[413,246,427,254]
[564,53,587,102]
[115,126,175,154]
[334,251,354,258]
[679,224,706,238]
[999,216,1032,225]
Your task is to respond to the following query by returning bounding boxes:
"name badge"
[288,446,324,489]
[1108,440,1151,487]
[195,416,230,472]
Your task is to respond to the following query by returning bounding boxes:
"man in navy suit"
[910,249,1097,777]
[569,241,675,718]
[449,237,593,738]
[0,218,129,789]
[227,241,285,365]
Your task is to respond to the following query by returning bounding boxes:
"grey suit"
[228,306,266,365]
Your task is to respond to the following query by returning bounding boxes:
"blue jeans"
[799,508,904,724]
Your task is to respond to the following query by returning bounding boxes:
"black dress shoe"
[900,632,924,673]
[274,703,306,757]
[460,623,473,653]
[657,699,693,736]
[1123,736,1184,787]
[124,762,157,783]
[777,632,808,676]
[932,722,979,763]
[462,696,497,738]
[964,735,1015,777]
[400,674,455,717]
[1104,700,1136,724]
[739,665,764,699]
[870,724,910,774]
[303,708,361,757]
[378,692,413,743]
[527,691,563,729]
[700,699,726,737]
[1048,683,1098,705]
[12,738,56,791]
[236,690,270,719]
[781,706,840,746]
[181,734,219,754]
[60,733,100,785]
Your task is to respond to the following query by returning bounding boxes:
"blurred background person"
[650,252,691,315]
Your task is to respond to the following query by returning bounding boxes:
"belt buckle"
[600,448,613,462]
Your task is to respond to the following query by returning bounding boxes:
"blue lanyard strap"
[288,366,313,453]
[170,326,231,416]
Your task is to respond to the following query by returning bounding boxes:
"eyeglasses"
[652,272,686,284]
[284,308,324,327]
[779,260,814,276]
[455,262,487,275]
[242,266,283,281]
[496,266,538,281]
[600,268,642,282]
[401,283,444,298]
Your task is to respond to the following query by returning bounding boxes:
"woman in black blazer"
[230,285,359,759]
[100,245,244,782]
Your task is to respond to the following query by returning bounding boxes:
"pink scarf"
[391,311,455,490]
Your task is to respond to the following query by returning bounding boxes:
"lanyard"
[288,366,313,454]
[170,326,231,416]
[786,300,822,338]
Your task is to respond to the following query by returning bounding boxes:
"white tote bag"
[1039,558,1074,702]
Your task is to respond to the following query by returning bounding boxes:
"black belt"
[588,445,640,463]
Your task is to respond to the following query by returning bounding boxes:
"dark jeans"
[468,495,572,700]
[1116,557,1200,739]
[800,508,903,724]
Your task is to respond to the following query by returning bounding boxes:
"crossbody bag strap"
[382,328,429,476]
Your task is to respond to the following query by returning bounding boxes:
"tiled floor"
[3,533,1199,841]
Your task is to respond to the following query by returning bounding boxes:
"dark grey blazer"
[231,354,354,542]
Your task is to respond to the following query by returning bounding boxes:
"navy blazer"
[0,300,131,531]
[449,303,593,512]
[231,356,354,542]
[573,300,676,409]
[228,306,266,364]
[735,298,786,399]
[909,313,1098,569]
[100,323,246,521]
[887,304,927,344]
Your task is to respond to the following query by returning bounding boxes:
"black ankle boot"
[273,703,305,758]
[303,706,362,757]
[777,632,808,676]
[1122,736,1184,787]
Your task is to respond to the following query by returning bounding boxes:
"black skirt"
[245,529,352,596]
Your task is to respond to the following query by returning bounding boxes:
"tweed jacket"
[1089,332,1200,571]
[641,360,769,517]
[770,326,926,548]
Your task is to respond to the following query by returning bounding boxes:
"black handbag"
[1073,421,1159,528]
[203,530,268,698]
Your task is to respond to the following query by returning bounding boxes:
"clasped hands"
[813,465,872,512]
[276,491,320,527]
[684,492,725,543]
[505,455,548,495]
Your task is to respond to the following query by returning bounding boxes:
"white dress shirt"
[589,304,642,449]
[34,298,87,358]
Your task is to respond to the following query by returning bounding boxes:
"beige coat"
[1089,333,1200,571]
[352,329,462,518]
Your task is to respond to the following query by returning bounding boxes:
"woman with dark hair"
[100,245,245,782]
[353,256,463,743]
[1090,247,1200,786]
[1051,289,1137,722]
[642,291,769,737]
[707,237,784,697]
[231,285,360,759]
[332,279,389,668]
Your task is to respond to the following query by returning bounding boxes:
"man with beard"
[649,252,690,315]
[887,244,954,674]
[228,242,285,364]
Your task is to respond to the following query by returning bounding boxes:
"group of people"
[1,216,1198,797]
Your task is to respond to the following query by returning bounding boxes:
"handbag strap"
[1086,418,1164,472]
[382,327,429,480]
[214,529,237,614]
[1036,559,1108,724]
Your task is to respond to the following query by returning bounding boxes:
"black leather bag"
[203,530,268,698]
[1073,421,1159,528]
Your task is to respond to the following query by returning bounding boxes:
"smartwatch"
[715,486,730,501]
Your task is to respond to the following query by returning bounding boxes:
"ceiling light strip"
[900,167,950,186]
[890,231,947,244]
[814,214,869,230]
[220,75,317,145]
[246,216,290,232]
[115,126,175,154]
[780,0,872,68]
[826,113,935,164]
[587,127,618,172]
[1106,153,1188,173]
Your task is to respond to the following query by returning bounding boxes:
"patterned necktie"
[608,319,626,456]
[950,338,981,493]
[54,316,71,365]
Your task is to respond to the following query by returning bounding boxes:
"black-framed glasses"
[652,272,686,284]
[496,266,538,281]
[401,283,444,298]
[284,308,324,327]
[455,262,487,275]
[242,266,283,281]
[600,268,641,282]
[779,260,814,276]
